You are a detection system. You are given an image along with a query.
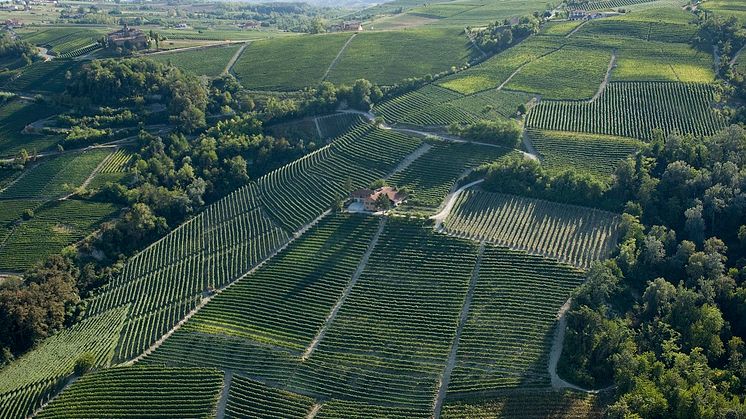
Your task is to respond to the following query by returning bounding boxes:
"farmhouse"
[568,9,606,20]
[331,20,363,32]
[350,186,406,212]
[107,24,148,49]
[238,20,260,29]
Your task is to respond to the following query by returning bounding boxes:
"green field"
[36,366,223,419]
[443,190,621,268]
[19,27,108,56]
[0,99,61,157]
[2,60,82,93]
[442,389,605,418]
[149,44,241,77]
[527,129,643,177]
[327,28,476,86]
[0,199,119,272]
[232,33,352,91]
[701,0,746,21]
[0,149,113,200]
[526,82,725,140]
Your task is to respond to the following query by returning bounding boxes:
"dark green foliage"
[73,352,95,375]
[449,119,522,148]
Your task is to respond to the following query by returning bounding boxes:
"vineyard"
[36,366,223,419]
[447,245,585,394]
[526,129,642,177]
[316,112,365,139]
[0,199,118,271]
[442,389,605,418]
[0,99,60,157]
[225,375,315,419]
[2,60,81,94]
[0,149,113,200]
[19,27,107,56]
[374,84,531,127]
[0,306,129,419]
[389,142,515,213]
[443,190,621,268]
[150,44,241,77]
[526,82,725,140]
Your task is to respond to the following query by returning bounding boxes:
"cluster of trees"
[0,34,37,70]
[479,155,608,207]
[66,59,208,132]
[559,126,746,417]
[468,15,540,54]
[448,119,522,148]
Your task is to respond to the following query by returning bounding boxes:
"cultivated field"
[0,99,60,157]
[443,190,621,268]
[149,44,241,77]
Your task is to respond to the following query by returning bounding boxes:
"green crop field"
[36,366,223,419]
[315,113,366,139]
[0,199,119,272]
[701,0,746,21]
[447,245,585,394]
[3,60,82,93]
[225,375,315,419]
[527,129,642,177]
[576,7,697,43]
[327,28,476,86]
[505,46,612,100]
[612,40,715,83]
[0,306,129,419]
[374,84,531,126]
[0,99,61,157]
[437,37,561,95]
[0,149,113,200]
[526,82,725,140]
[19,27,107,56]
[232,33,352,91]
[149,44,241,77]
[443,190,621,268]
[390,142,516,213]
[442,389,605,418]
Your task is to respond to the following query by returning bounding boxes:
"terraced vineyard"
[97,148,133,173]
[0,306,129,419]
[315,113,365,139]
[19,27,106,56]
[0,199,119,271]
[36,366,223,419]
[0,149,113,200]
[442,389,605,418]
[2,60,80,93]
[390,142,515,213]
[443,190,621,268]
[225,375,315,419]
[0,99,61,157]
[526,82,725,140]
[293,219,478,411]
[447,246,585,395]
[150,44,241,77]
[527,129,642,177]
[374,84,531,127]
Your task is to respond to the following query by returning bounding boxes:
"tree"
[74,352,95,375]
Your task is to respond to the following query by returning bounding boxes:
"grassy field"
[232,33,352,91]
[0,99,61,157]
[0,199,119,271]
[327,28,476,86]
[149,44,241,77]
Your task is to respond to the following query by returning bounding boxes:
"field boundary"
[321,32,357,82]
[433,241,484,418]
[588,49,617,103]
[301,216,387,361]
[215,369,233,419]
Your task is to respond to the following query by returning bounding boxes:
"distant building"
[330,20,363,32]
[174,22,188,29]
[238,20,260,30]
[350,187,406,212]
[568,9,606,20]
[4,18,23,27]
[107,24,148,49]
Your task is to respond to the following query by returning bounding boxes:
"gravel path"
[589,49,617,103]
[430,179,484,230]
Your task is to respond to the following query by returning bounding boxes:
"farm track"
[313,116,323,138]
[430,179,484,230]
[306,403,322,419]
[588,49,617,103]
[498,46,563,91]
[565,20,589,38]
[120,209,333,367]
[521,129,540,161]
[59,147,118,201]
[301,217,387,361]
[224,43,249,76]
[321,33,357,82]
[385,143,433,179]
[215,369,233,419]
[433,241,484,419]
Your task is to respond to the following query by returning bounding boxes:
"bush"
[449,119,522,148]
[73,352,96,375]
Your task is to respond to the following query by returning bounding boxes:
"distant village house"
[107,24,148,49]
[350,187,406,212]
[238,20,260,30]
[330,20,363,32]
[568,10,605,20]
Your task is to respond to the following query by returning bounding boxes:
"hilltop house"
[350,187,406,212]
[330,20,363,32]
[107,24,148,49]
